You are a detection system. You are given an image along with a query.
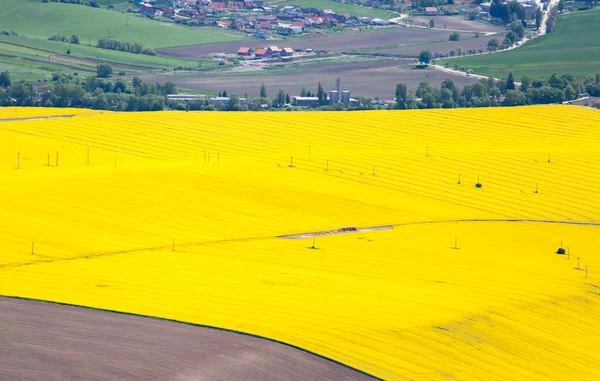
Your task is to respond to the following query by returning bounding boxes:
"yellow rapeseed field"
[0,105,599,380]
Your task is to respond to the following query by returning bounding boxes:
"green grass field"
[0,36,220,82]
[0,0,244,49]
[442,9,600,80]
[270,0,394,19]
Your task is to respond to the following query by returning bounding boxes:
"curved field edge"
[0,295,382,381]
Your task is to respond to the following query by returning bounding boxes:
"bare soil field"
[378,35,497,56]
[144,59,478,98]
[158,27,462,58]
[145,59,478,98]
[0,297,377,381]
[409,16,506,33]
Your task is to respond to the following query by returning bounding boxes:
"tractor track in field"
[1,219,598,272]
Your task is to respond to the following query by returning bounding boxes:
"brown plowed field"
[0,297,377,381]
[142,59,478,98]
[158,27,466,58]
[377,35,497,56]
[409,16,505,33]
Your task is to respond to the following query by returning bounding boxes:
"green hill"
[0,0,244,49]
[443,9,600,80]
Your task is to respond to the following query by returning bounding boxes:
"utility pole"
[17,151,20,169]
[87,147,90,165]
[56,152,59,167]
[108,28,111,38]
[31,242,34,255]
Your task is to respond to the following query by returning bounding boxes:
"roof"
[237,47,251,53]
[254,48,267,55]
[211,2,226,8]
[283,47,294,53]
[141,3,153,7]
[293,96,319,100]
[425,7,438,12]
[291,21,305,27]
[268,46,281,51]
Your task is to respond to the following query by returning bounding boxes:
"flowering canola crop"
[0,106,599,380]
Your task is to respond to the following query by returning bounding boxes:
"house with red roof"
[425,7,438,15]
[254,48,267,58]
[237,47,252,56]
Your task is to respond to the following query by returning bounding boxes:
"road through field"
[0,297,377,381]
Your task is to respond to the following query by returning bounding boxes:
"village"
[135,0,394,41]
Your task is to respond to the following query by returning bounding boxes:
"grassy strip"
[441,9,600,80]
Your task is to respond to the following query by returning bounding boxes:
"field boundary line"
[2,219,597,271]
[0,295,384,381]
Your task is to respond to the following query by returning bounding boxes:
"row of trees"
[96,39,156,56]
[0,71,176,111]
[49,34,80,44]
[395,72,587,109]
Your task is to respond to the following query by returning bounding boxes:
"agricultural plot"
[145,59,478,98]
[1,106,599,380]
[157,28,462,58]
[443,9,600,79]
[408,16,505,34]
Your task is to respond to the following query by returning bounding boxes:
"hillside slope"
[0,106,599,380]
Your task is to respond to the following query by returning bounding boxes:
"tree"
[70,34,80,44]
[520,76,532,92]
[227,94,240,110]
[429,19,435,28]
[286,93,291,104]
[535,9,543,30]
[506,72,515,90]
[260,83,267,98]
[113,79,127,93]
[509,21,525,41]
[487,38,499,51]
[0,71,11,88]
[395,83,408,109]
[300,87,307,97]
[468,8,480,20]
[564,84,576,100]
[317,82,325,105]
[276,88,286,107]
[97,63,113,78]
[418,50,432,65]
[503,90,527,106]
[558,0,565,12]
[164,81,177,95]
[449,32,460,41]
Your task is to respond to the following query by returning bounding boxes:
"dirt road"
[0,297,377,381]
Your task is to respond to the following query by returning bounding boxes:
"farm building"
[425,7,438,15]
[292,96,320,107]
[139,3,156,17]
[237,47,252,56]
[281,47,294,56]
[167,94,206,102]
[254,48,267,58]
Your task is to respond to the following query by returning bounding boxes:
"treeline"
[97,39,156,56]
[49,34,80,44]
[0,71,175,111]
[394,72,589,109]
